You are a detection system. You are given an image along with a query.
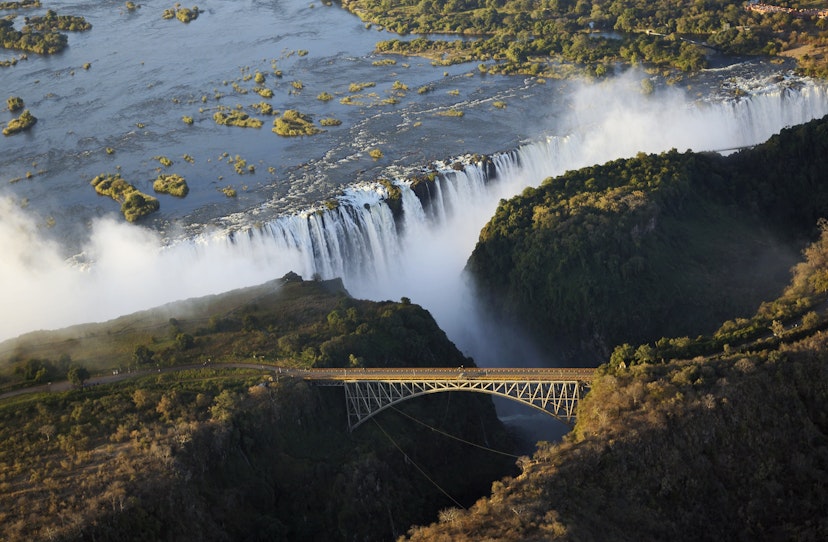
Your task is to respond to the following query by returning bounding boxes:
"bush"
[6,96,23,112]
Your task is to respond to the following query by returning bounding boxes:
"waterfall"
[2,76,827,346]
[232,79,828,293]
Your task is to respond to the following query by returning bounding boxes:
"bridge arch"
[344,379,588,431]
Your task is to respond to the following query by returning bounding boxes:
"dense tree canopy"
[467,114,828,359]
[344,0,828,76]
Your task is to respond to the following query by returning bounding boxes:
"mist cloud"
[0,200,303,341]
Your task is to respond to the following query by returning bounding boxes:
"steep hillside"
[467,114,828,361]
[0,274,517,541]
[404,225,828,541]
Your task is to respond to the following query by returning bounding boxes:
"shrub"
[7,96,24,111]
[254,87,273,98]
[348,81,375,92]
[176,6,199,23]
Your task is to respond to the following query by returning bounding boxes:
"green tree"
[176,333,194,350]
[134,345,154,365]
[67,365,90,387]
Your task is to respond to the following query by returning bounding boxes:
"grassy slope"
[0,274,517,541]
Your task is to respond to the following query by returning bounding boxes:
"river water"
[1,0,568,231]
[2,0,828,385]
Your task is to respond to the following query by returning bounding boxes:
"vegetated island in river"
[90,173,160,222]
[2,108,36,135]
[342,0,828,78]
[0,274,516,541]
[0,17,67,54]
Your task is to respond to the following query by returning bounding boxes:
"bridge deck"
[292,367,595,383]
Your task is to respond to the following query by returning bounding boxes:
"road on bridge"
[290,367,595,382]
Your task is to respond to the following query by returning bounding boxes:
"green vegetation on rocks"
[153,155,173,167]
[163,6,199,22]
[251,101,275,115]
[2,108,36,135]
[90,173,159,222]
[253,86,273,98]
[272,109,321,136]
[6,95,22,111]
[0,0,39,9]
[213,108,263,128]
[0,18,67,54]
[153,173,188,197]
[348,81,375,92]
[23,9,91,32]
[319,117,341,126]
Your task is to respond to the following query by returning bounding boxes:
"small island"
[162,5,199,23]
[0,0,40,9]
[153,173,189,197]
[272,109,322,136]
[6,95,23,112]
[23,10,92,32]
[90,173,160,222]
[0,18,67,54]
[213,108,263,128]
[2,108,36,136]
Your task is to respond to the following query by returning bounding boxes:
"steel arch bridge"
[294,367,595,431]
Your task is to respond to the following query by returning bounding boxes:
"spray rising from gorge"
[2,76,827,365]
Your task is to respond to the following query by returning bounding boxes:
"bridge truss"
[342,379,589,431]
